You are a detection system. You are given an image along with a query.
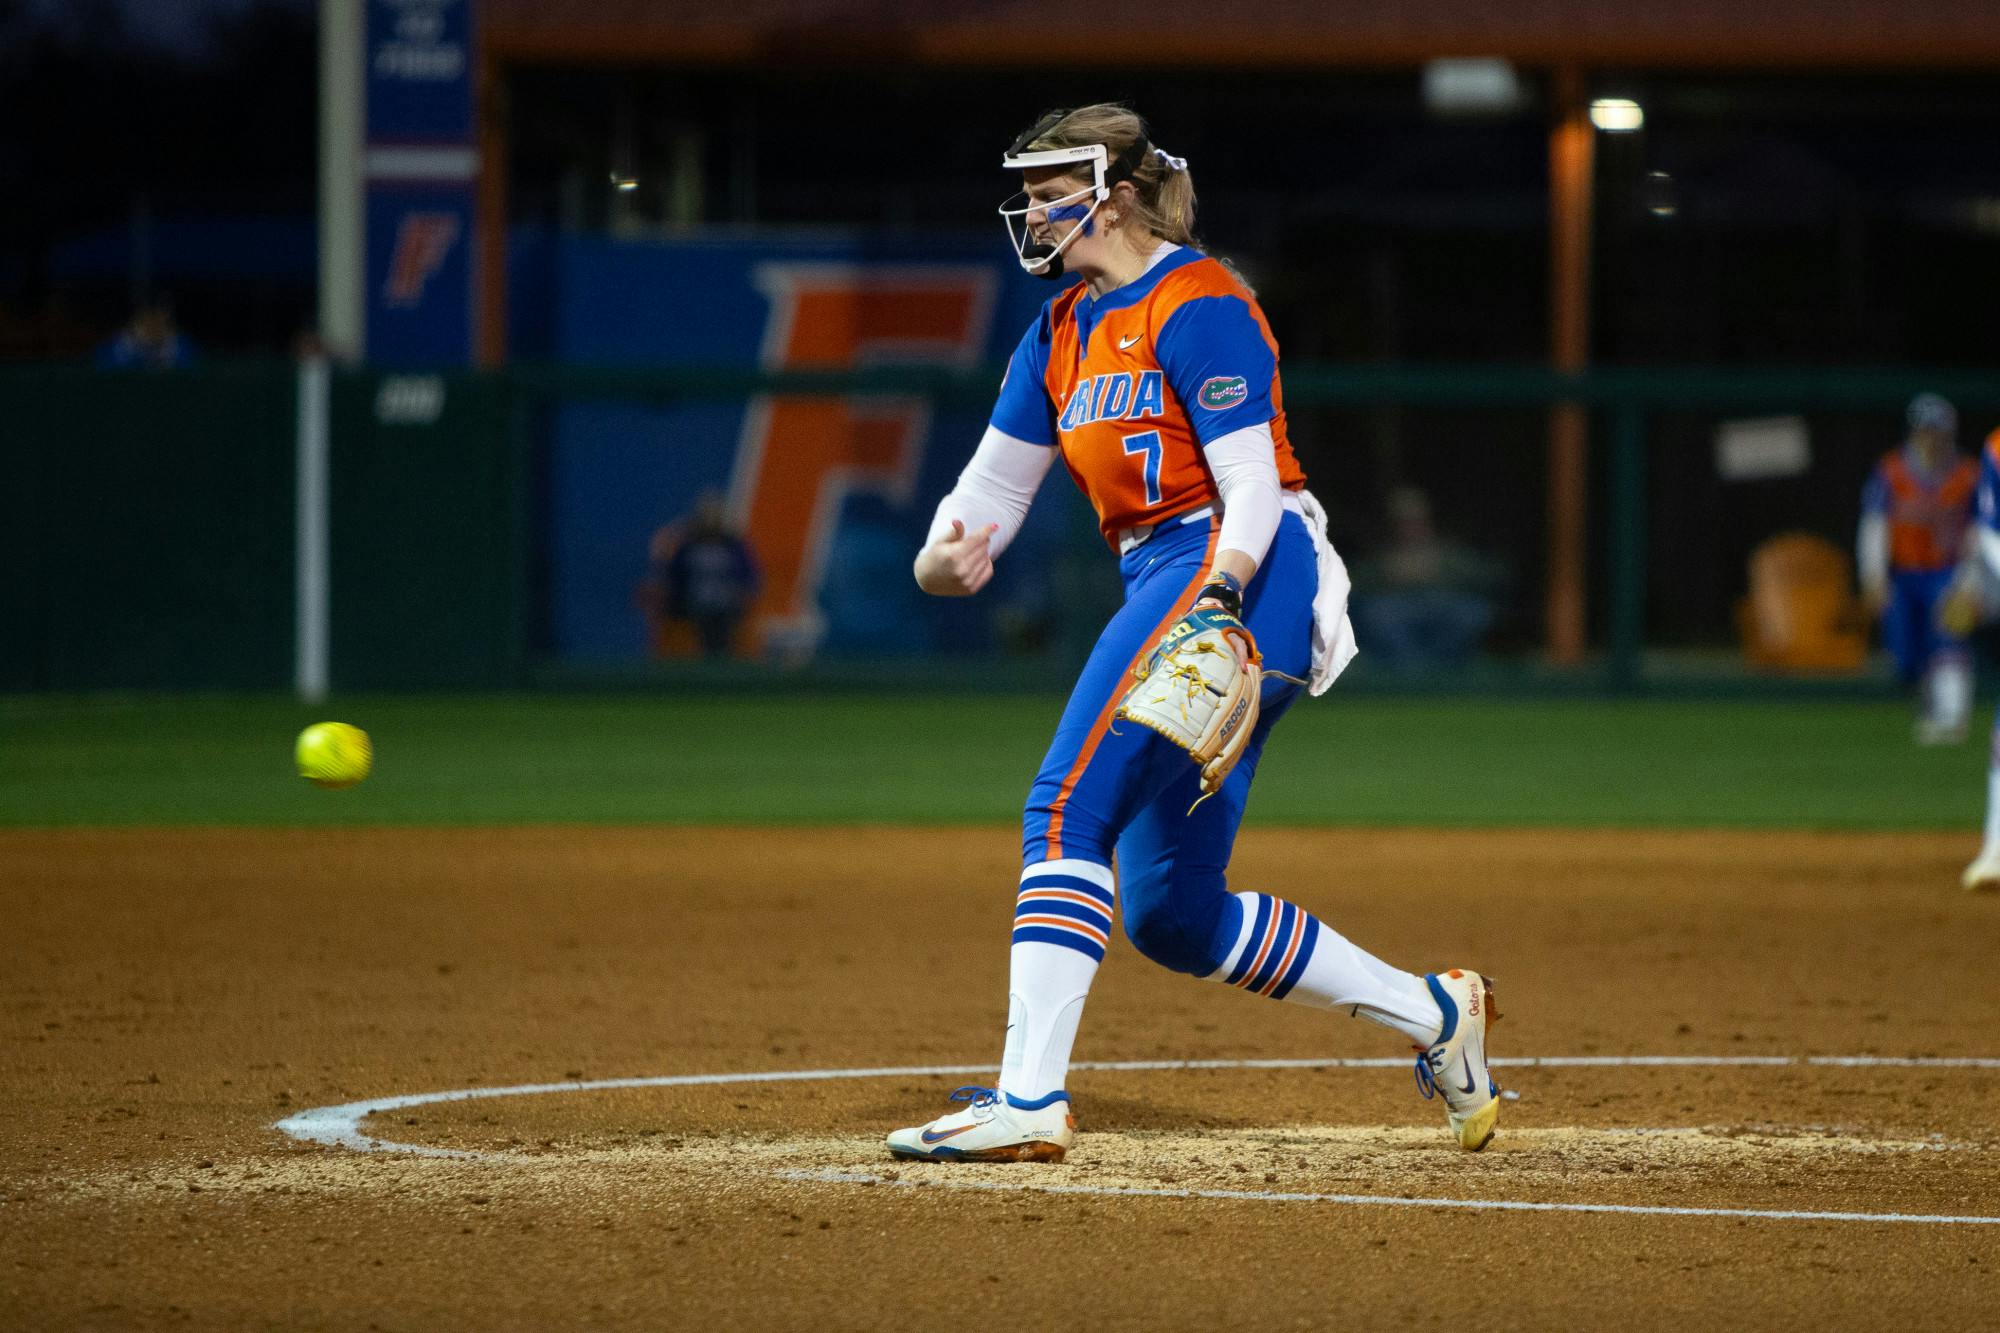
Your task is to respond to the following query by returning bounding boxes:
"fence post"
[504,373,535,687]
[295,356,333,703]
[1607,402,1647,690]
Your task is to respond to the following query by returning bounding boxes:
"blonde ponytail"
[1022,103,1199,249]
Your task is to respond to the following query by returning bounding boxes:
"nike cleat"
[1414,969,1501,1152]
[885,1085,1075,1163]
[1964,852,2000,893]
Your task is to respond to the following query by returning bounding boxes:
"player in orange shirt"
[1858,393,1980,743]
[885,105,1501,1163]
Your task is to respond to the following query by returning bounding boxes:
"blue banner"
[366,0,473,143]
[365,186,474,368]
[364,0,477,366]
[536,232,1105,665]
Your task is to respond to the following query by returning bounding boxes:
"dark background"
[9,1,2000,653]
[11,9,2000,370]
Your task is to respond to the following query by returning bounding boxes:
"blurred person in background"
[1858,392,1979,744]
[1348,486,1507,671]
[94,299,197,370]
[641,493,761,659]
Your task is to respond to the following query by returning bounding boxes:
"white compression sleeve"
[1857,512,1889,591]
[1206,422,1284,571]
[925,427,1055,560]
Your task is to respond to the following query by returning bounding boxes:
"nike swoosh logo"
[920,1123,978,1145]
[1119,333,1142,350]
[1457,1053,1478,1095]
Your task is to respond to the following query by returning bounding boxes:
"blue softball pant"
[1882,567,1965,685]
[1020,507,1318,978]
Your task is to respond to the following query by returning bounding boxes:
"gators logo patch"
[1198,376,1248,410]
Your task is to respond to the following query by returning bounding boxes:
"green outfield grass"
[0,692,1984,829]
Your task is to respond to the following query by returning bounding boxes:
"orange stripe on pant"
[1045,522,1221,860]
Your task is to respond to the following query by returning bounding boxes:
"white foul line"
[773,1167,2000,1227]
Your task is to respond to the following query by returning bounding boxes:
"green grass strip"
[0,693,1982,830]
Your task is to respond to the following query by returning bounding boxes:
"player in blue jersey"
[884,104,1502,1163]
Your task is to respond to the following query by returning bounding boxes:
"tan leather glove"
[1115,604,1263,800]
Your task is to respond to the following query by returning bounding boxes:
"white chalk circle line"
[270,1053,2000,1227]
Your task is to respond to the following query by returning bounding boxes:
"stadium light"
[611,174,640,192]
[1589,98,1645,132]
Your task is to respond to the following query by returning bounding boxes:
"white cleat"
[1963,852,2000,893]
[886,1085,1075,1163]
[1415,969,1501,1152]
[1916,719,1969,747]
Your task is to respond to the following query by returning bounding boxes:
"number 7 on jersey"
[1123,430,1164,507]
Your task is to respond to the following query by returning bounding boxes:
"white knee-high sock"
[1983,723,2000,857]
[998,859,1114,1107]
[1933,655,1972,731]
[1209,891,1443,1047]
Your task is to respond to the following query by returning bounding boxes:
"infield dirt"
[4,826,1999,1330]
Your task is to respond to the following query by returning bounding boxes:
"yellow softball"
[295,722,373,790]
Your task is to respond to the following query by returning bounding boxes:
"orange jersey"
[1863,447,1976,572]
[988,248,1306,546]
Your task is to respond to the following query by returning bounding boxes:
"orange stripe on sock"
[1014,914,1110,946]
[1016,889,1112,913]
[1234,908,1282,989]
[1046,521,1221,858]
[1257,913,1307,997]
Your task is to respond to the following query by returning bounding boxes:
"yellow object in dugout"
[295,722,373,789]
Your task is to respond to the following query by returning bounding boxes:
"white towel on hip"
[1295,488,1360,696]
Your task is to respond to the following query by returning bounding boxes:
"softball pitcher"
[886,105,1501,1163]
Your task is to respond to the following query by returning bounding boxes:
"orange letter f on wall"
[729,264,997,658]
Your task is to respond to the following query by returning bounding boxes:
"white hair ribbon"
[1154,147,1188,172]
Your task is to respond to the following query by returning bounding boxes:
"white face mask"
[997,143,1109,280]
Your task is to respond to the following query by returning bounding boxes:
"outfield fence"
[8,360,2000,695]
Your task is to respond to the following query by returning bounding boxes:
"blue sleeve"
[1980,450,2000,533]
[1861,466,1888,514]
[1155,294,1277,445]
[988,310,1057,446]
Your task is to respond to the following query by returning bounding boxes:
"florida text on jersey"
[989,247,1306,545]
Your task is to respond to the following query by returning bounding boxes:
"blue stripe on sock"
[1004,1089,1070,1111]
[1014,897,1112,928]
[1269,916,1319,1001]
[1019,874,1114,908]
[1246,901,1297,993]
[1011,924,1106,963]
[1223,894,1272,986]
